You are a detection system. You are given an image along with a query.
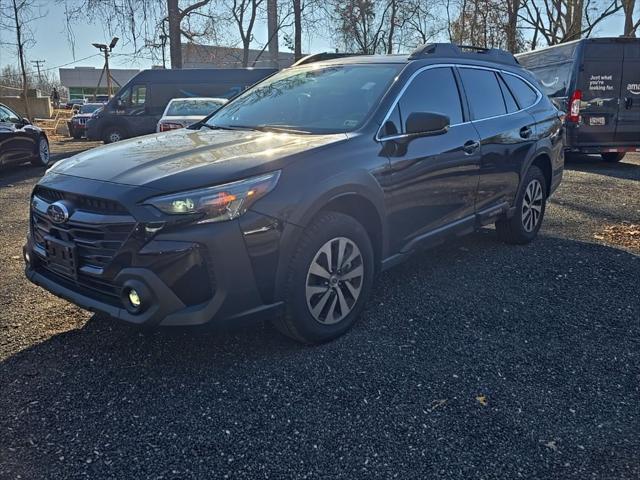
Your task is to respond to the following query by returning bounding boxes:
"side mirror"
[405,112,450,136]
[21,117,31,125]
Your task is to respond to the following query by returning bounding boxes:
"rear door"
[616,42,640,144]
[458,67,535,212]
[576,43,623,146]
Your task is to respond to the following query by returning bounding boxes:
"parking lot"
[1,144,639,479]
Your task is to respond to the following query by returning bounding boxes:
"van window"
[459,68,506,120]
[130,85,147,106]
[502,74,538,108]
[397,67,463,127]
[497,76,519,113]
[527,63,573,97]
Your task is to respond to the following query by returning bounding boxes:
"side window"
[459,68,506,120]
[0,105,20,123]
[130,85,147,106]
[502,74,538,109]
[397,67,464,128]
[497,75,519,113]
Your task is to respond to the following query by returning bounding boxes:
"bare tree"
[59,1,217,68]
[449,0,522,50]
[293,0,303,59]
[227,0,266,66]
[267,0,279,66]
[400,0,446,47]
[0,0,44,118]
[622,0,640,35]
[520,0,622,47]
[329,0,396,54]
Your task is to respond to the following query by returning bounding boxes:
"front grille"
[31,189,137,301]
[34,186,127,214]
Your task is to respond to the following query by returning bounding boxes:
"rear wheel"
[496,165,547,245]
[601,152,625,163]
[273,212,374,344]
[30,136,51,167]
[103,126,125,144]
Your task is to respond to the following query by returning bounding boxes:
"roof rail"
[409,43,519,66]
[291,52,360,67]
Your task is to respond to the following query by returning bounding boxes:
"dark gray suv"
[24,43,564,344]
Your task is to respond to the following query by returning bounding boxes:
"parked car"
[517,37,640,162]
[67,103,104,139]
[64,99,85,110]
[86,68,276,144]
[25,43,564,344]
[0,103,50,167]
[157,97,228,132]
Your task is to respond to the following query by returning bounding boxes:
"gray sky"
[0,1,628,78]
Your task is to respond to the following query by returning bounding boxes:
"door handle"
[624,97,633,109]
[463,140,480,154]
[520,126,533,139]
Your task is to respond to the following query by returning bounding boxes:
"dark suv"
[24,43,564,344]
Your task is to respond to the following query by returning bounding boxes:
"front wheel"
[103,127,125,144]
[601,152,625,163]
[273,212,374,344]
[30,136,51,167]
[496,165,547,245]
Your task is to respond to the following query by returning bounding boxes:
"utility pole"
[30,59,45,85]
[91,37,119,98]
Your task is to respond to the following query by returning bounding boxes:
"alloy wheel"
[305,236,364,325]
[522,178,543,232]
[109,131,122,143]
[39,138,50,165]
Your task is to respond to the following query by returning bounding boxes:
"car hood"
[49,127,347,192]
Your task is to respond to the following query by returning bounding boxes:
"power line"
[0,53,102,79]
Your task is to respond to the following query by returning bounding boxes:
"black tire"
[102,126,126,144]
[495,165,547,245]
[30,136,51,167]
[272,211,375,344]
[601,152,625,163]
[72,132,82,140]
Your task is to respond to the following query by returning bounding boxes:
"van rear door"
[615,42,640,144]
[576,43,623,146]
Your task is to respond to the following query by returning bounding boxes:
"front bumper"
[25,212,285,329]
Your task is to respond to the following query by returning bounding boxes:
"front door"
[616,42,640,144]
[382,66,481,253]
[115,84,157,137]
[0,105,33,165]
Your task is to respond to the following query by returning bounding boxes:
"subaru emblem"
[47,201,70,224]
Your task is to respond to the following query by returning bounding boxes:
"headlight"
[144,171,281,224]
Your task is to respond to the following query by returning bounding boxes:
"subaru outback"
[24,43,564,344]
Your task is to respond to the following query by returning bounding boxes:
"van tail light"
[567,90,582,123]
[159,122,183,132]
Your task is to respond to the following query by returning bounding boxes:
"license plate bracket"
[589,116,605,126]
[44,235,77,278]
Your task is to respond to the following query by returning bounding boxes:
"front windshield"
[167,99,226,116]
[80,104,101,114]
[205,64,401,134]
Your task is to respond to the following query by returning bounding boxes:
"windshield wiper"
[202,124,311,134]
[254,125,311,134]
[201,124,255,131]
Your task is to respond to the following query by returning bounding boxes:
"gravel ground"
[1,146,638,479]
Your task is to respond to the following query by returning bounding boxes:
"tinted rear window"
[459,68,506,120]
[502,74,538,108]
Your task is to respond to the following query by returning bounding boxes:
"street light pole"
[92,37,119,99]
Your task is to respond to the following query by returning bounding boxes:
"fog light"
[128,289,141,309]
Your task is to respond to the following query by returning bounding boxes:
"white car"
[156,97,228,132]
